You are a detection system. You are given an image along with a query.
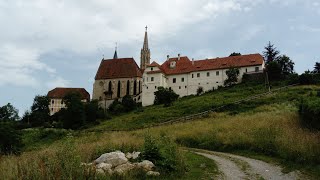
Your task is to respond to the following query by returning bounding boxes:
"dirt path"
[192,149,307,180]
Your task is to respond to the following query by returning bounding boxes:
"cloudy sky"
[0,0,319,115]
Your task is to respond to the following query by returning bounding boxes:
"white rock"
[114,162,135,174]
[96,163,112,171]
[146,171,160,176]
[126,151,141,159]
[132,151,141,159]
[94,151,128,167]
[80,162,93,167]
[96,168,105,175]
[137,160,155,171]
[125,152,133,159]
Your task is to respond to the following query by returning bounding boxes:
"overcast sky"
[0,0,319,116]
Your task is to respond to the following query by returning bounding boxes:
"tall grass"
[136,103,320,164]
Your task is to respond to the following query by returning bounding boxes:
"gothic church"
[92,27,150,109]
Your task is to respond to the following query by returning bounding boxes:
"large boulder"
[137,160,155,171]
[114,162,135,174]
[94,151,128,167]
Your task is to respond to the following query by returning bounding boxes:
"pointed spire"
[140,26,151,69]
[113,42,118,59]
[143,26,148,50]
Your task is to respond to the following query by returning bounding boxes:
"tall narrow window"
[255,67,259,72]
[173,78,176,83]
[117,81,121,98]
[192,74,194,78]
[197,73,200,77]
[108,81,112,92]
[126,80,130,95]
[181,77,184,82]
[139,81,141,93]
[151,77,154,81]
[134,80,137,95]
[207,72,210,77]
[216,71,219,76]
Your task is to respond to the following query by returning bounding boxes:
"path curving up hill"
[191,149,309,180]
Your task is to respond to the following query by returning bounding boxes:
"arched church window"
[134,80,137,95]
[139,81,141,93]
[126,80,130,95]
[117,81,121,98]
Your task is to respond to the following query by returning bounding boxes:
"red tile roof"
[47,88,90,101]
[147,61,160,67]
[95,58,142,80]
[148,53,264,75]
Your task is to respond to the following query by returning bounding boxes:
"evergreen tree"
[263,41,280,64]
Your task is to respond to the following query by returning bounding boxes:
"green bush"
[299,98,320,130]
[142,133,185,173]
[0,122,23,155]
[154,87,179,107]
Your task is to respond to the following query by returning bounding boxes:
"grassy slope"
[7,83,320,179]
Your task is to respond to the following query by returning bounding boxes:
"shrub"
[154,87,179,107]
[121,95,137,112]
[224,67,240,86]
[196,87,204,96]
[299,98,320,130]
[0,122,23,155]
[141,133,186,173]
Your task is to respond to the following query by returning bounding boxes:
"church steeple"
[113,43,118,59]
[140,26,150,69]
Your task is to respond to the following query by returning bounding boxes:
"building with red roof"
[47,87,90,115]
[142,53,265,106]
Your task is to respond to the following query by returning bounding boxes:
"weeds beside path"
[187,148,310,180]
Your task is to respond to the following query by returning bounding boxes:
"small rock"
[200,163,206,168]
[132,151,140,159]
[126,152,133,159]
[114,162,135,174]
[96,168,105,175]
[146,171,160,176]
[80,162,93,167]
[137,160,155,171]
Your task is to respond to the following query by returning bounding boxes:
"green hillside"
[2,82,320,179]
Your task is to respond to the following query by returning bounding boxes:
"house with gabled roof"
[47,87,90,115]
[142,53,265,106]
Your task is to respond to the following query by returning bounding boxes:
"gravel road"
[193,150,308,180]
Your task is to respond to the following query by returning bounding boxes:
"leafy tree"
[0,103,19,122]
[0,103,23,154]
[27,95,50,126]
[263,41,280,64]
[0,122,23,154]
[84,100,99,123]
[229,52,241,56]
[276,55,295,75]
[154,87,179,107]
[314,62,320,74]
[266,61,282,80]
[62,92,86,129]
[224,67,240,86]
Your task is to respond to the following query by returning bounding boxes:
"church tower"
[140,26,150,69]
